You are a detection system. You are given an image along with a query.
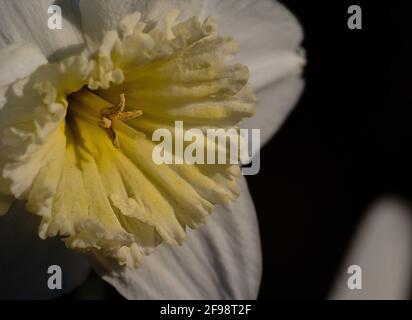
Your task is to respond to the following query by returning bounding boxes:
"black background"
[248,0,412,299]
[63,0,412,300]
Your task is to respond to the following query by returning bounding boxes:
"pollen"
[99,93,143,148]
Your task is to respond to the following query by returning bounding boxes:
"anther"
[99,93,143,148]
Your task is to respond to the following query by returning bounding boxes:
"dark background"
[63,0,412,300]
[248,0,412,299]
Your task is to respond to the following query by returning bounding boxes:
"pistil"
[99,93,143,148]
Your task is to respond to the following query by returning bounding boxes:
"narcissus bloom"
[0,0,304,299]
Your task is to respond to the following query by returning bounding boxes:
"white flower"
[0,0,304,299]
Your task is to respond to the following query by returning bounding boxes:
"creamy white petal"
[329,198,412,300]
[0,0,85,61]
[0,43,47,214]
[0,201,90,299]
[242,75,305,146]
[90,177,261,299]
[79,0,204,52]
[202,0,304,88]
[205,0,305,147]
[0,43,47,108]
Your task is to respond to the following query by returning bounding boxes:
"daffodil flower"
[0,0,304,299]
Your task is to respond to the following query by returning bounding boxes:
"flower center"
[67,88,143,149]
[98,93,143,149]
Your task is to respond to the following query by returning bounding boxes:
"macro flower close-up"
[0,0,304,300]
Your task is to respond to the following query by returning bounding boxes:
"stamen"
[99,93,143,148]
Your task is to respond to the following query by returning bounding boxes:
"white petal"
[242,75,305,146]
[0,0,85,62]
[0,201,91,299]
[205,0,305,147]
[90,177,262,299]
[329,198,412,300]
[79,0,204,52]
[0,42,47,212]
[0,42,47,108]
[204,0,304,89]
